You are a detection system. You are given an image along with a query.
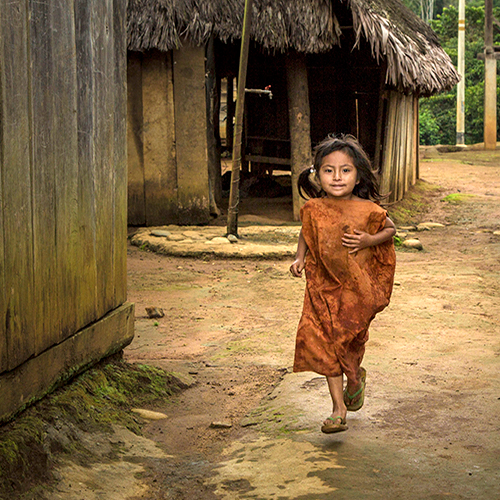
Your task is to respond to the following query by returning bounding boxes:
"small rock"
[402,239,423,250]
[396,231,408,239]
[493,231,500,236]
[168,233,186,241]
[150,230,171,238]
[209,421,232,429]
[132,409,168,420]
[417,222,445,231]
[108,436,125,445]
[399,225,416,231]
[206,237,231,245]
[240,418,259,428]
[227,234,239,243]
[145,307,165,318]
[182,231,204,240]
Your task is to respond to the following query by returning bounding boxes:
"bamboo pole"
[456,0,465,145]
[226,0,253,236]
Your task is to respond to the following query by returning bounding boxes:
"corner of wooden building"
[0,303,135,424]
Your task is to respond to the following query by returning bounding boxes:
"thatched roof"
[128,0,459,95]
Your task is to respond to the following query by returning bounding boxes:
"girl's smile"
[318,151,359,200]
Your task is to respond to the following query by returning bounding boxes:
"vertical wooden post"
[456,0,465,145]
[374,67,387,172]
[206,36,221,216]
[227,0,253,236]
[286,51,312,221]
[226,77,235,151]
[484,0,497,150]
[413,96,420,182]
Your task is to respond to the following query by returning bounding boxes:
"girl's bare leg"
[325,375,347,422]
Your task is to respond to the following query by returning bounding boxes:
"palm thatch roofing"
[128,0,459,96]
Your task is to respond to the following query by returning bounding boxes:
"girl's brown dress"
[293,198,396,385]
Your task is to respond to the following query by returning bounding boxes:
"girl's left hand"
[342,230,373,254]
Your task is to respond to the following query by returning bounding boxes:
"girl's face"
[317,150,359,200]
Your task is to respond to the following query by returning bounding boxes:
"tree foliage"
[406,1,500,145]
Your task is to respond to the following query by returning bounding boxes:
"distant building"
[127,0,459,224]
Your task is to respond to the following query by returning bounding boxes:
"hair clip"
[309,167,315,174]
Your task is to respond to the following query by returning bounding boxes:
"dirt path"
[52,148,500,499]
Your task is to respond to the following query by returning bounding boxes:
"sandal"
[344,367,366,412]
[321,416,348,434]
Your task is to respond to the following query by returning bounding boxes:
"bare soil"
[47,147,500,499]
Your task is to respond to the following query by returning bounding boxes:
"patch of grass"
[387,179,444,226]
[0,358,186,498]
[441,193,475,204]
[393,235,403,247]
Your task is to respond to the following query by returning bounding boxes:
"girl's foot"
[321,415,348,434]
[344,367,366,411]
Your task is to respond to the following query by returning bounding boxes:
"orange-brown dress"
[293,198,396,384]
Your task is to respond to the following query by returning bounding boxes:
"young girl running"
[290,134,396,434]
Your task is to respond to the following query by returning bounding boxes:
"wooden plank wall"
[380,91,418,203]
[142,51,178,225]
[127,53,146,225]
[0,0,128,374]
[113,0,128,306]
[127,46,212,227]
[173,46,210,225]
[127,51,179,226]
[0,0,36,369]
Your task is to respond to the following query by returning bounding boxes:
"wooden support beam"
[286,51,312,221]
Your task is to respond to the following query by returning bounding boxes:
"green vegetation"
[393,234,404,247]
[401,0,500,145]
[0,358,185,497]
[441,192,475,203]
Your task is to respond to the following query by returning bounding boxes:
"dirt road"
[53,147,500,499]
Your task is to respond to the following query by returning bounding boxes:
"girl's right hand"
[290,259,305,277]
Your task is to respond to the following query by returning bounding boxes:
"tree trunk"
[286,51,312,221]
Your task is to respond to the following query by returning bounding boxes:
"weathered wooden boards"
[142,51,177,224]
[0,0,131,420]
[0,303,134,423]
[113,0,128,307]
[0,0,35,371]
[127,46,210,226]
[380,91,418,203]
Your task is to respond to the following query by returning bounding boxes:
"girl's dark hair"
[298,134,383,201]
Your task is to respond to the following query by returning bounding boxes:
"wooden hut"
[0,0,133,422]
[127,0,459,224]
